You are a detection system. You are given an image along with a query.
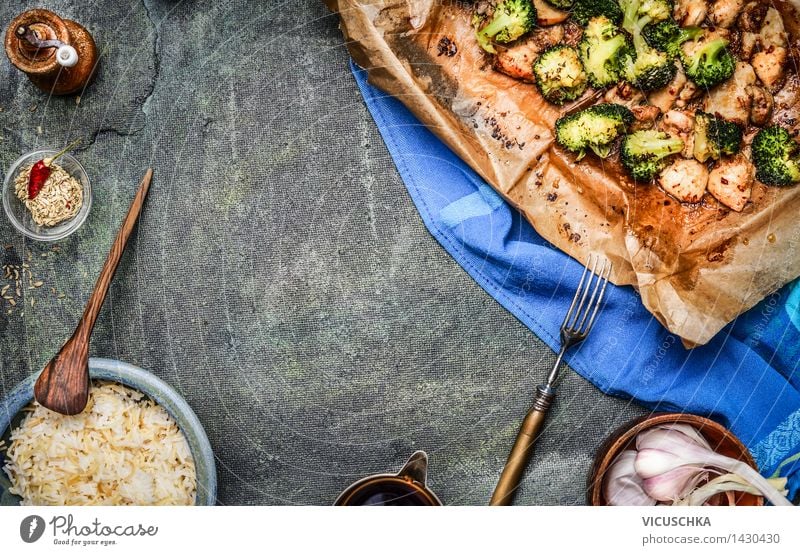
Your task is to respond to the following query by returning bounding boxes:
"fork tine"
[575,258,606,332]
[562,254,592,329]
[567,255,598,331]
[581,260,612,335]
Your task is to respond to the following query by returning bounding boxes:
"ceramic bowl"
[0,358,216,505]
[2,149,92,241]
[588,413,763,506]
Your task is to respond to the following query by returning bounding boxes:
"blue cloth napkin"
[351,61,800,499]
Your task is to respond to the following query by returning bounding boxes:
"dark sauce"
[344,480,435,506]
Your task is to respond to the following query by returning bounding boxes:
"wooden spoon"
[34,169,153,415]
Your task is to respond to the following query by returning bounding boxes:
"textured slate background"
[0,1,646,505]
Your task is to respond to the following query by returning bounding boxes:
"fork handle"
[490,385,555,506]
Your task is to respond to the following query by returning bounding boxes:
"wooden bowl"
[587,413,763,506]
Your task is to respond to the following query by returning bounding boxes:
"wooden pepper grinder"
[4,9,98,95]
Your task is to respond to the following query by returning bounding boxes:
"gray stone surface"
[0,1,647,505]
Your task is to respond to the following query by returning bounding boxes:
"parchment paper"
[326,0,800,346]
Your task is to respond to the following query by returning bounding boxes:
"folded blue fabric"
[351,61,800,499]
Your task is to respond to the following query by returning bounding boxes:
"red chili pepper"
[26,139,82,200]
[27,160,51,200]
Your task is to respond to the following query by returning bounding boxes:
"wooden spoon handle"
[34,169,153,415]
[490,385,555,506]
[73,169,153,343]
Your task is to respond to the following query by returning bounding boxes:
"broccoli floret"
[623,46,677,90]
[475,0,538,54]
[693,111,743,162]
[751,126,800,186]
[619,0,673,35]
[572,0,623,26]
[621,130,684,181]
[544,0,573,9]
[555,103,633,159]
[579,16,633,88]
[617,0,677,91]
[680,36,736,89]
[643,19,703,58]
[533,46,588,105]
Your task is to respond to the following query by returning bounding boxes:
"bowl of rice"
[0,358,216,506]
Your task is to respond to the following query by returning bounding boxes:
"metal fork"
[490,255,612,506]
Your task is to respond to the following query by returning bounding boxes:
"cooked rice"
[2,381,196,506]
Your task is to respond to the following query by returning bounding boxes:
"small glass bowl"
[2,149,92,241]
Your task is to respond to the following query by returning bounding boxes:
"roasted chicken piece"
[760,8,788,48]
[661,110,696,158]
[729,2,765,60]
[674,0,708,27]
[676,78,701,109]
[773,74,800,136]
[747,84,774,126]
[533,0,570,26]
[703,62,756,126]
[648,65,688,113]
[603,82,645,109]
[736,2,768,32]
[735,32,760,60]
[751,8,789,89]
[631,105,662,131]
[709,0,744,28]
[707,155,755,211]
[658,158,709,203]
[493,26,564,82]
[494,48,536,82]
[752,46,788,89]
